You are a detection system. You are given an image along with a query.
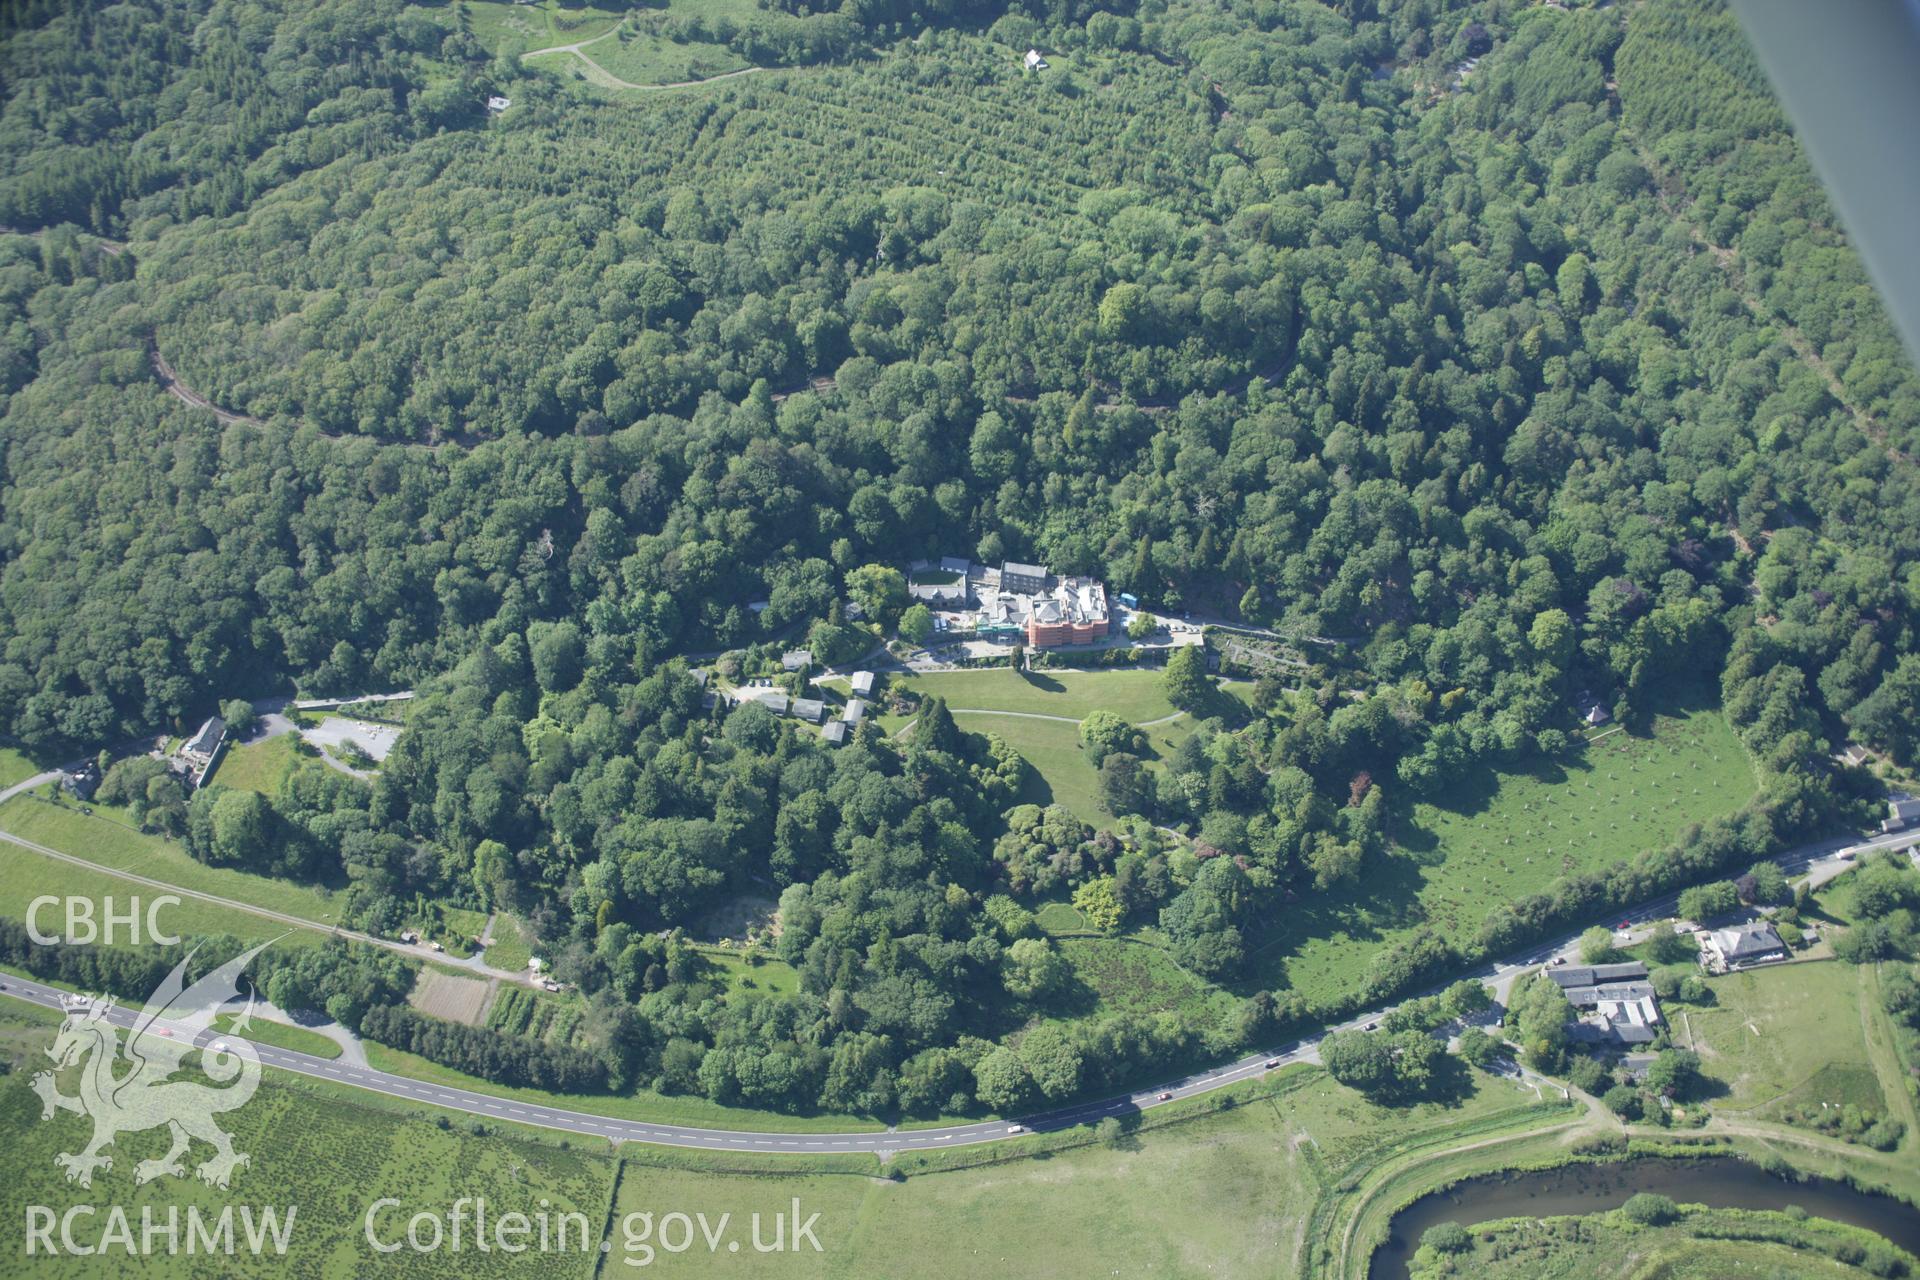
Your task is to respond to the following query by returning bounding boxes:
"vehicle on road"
[1006,1124,1025,1134]
[211,1040,228,1054]
[1263,1059,1281,1069]
[1157,1091,1174,1101]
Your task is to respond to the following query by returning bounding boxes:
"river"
[1369,1156,1920,1279]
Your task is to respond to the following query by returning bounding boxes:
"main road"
[0,828,1913,1155]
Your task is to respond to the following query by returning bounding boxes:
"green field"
[207,733,299,795]
[1681,961,1881,1115]
[0,1003,611,1279]
[472,0,758,87]
[592,1065,1558,1277]
[0,839,327,950]
[0,796,345,923]
[0,746,45,789]
[583,28,749,85]
[1244,703,1757,1004]
[2,993,1687,1280]
[0,992,1570,1280]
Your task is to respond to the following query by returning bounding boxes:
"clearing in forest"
[1242,701,1757,1005]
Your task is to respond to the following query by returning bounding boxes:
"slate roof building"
[1000,560,1048,595]
[791,697,826,723]
[181,715,225,765]
[781,649,813,673]
[908,557,975,605]
[62,762,100,801]
[1705,920,1788,969]
[850,671,876,697]
[822,721,847,747]
[1547,961,1662,1047]
[1884,795,1920,833]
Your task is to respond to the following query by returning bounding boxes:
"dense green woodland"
[1,0,1917,1113]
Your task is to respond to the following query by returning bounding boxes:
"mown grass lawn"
[880,667,1243,826]
[889,667,1182,722]
[1242,702,1756,1005]
[0,795,345,926]
[1035,900,1087,934]
[205,733,298,795]
[699,945,803,999]
[976,713,1108,823]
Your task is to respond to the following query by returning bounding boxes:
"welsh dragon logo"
[31,938,277,1189]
